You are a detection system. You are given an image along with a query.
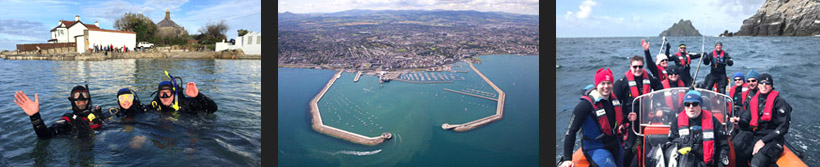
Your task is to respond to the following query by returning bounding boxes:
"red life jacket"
[657,65,668,81]
[728,83,749,110]
[662,79,684,89]
[661,79,686,108]
[750,90,779,127]
[729,83,748,98]
[580,93,623,136]
[741,87,757,106]
[675,51,691,66]
[712,50,724,66]
[677,110,716,164]
[625,70,652,98]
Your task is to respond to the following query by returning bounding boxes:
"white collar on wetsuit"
[589,90,607,102]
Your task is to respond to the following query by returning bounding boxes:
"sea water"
[0,59,261,166]
[556,36,820,164]
[278,55,539,166]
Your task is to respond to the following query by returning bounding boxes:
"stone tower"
[156,9,187,38]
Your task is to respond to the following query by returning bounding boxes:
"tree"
[114,13,157,42]
[238,29,249,36]
[198,20,229,45]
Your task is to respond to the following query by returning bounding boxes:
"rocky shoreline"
[734,0,820,36]
[0,49,260,60]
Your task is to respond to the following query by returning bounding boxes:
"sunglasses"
[661,59,668,62]
[631,65,643,69]
[669,73,679,75]
[759,80,772,85]
[747,79,757,83]
[118,94,134,103]
[684,102,700,107]
[734,78,743,81]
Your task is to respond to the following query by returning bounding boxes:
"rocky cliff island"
[659,19,702,36]
[735,0,820,36]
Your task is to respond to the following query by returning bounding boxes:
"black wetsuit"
[148,90,218,115]
[613,72,661,166]
[729,87,758,137]
[701,50,733,94]
[730,85,744,108]
[113,100,147,118]
[741,88,759,113]
[733,91,791,167]
[28,108,105,139]
[668,113,730,167]
[646,48,690,88]
[644,49,665,81]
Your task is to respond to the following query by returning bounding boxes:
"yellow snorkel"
[165,71,180,110]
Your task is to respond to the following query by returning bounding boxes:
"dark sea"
[0,59,261,166]
[278,55,539,167]
[556,36,820,164]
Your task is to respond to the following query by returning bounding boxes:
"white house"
[215,31,260,55]
[50,15,136,53]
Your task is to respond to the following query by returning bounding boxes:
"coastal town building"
[156,9,188,38]
[48,15,136,53]
[215,31,260,55]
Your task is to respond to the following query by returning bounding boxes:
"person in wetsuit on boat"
[732,73,791,167]
[701,42,733,94]
[728,72,746,107]
[560,68,628,167]
[729,70,760,136]
[667,90,730,167]
[147,80,218,115]
[14,85,105,139]
[614,51,662,167]
[666,43,702,87]
[642,39,671,82]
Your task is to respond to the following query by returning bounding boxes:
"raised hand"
[641,39,650,51]
[184,82,199,97]
[14,91,39,116]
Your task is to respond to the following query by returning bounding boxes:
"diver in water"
[110,88,146,119]
[148,80,218,115]
[667,90,730,167]
[14,85,105,139]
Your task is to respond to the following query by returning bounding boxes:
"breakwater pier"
[441,61,506,132]
[310,71,392,146]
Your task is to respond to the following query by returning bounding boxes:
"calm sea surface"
[278,55,539,166]
[556,36,820,164]
[0,59,261,166]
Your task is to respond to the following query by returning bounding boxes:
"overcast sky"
[0,0,261,50]
[556,0,765,37]
[278,0,539,15]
